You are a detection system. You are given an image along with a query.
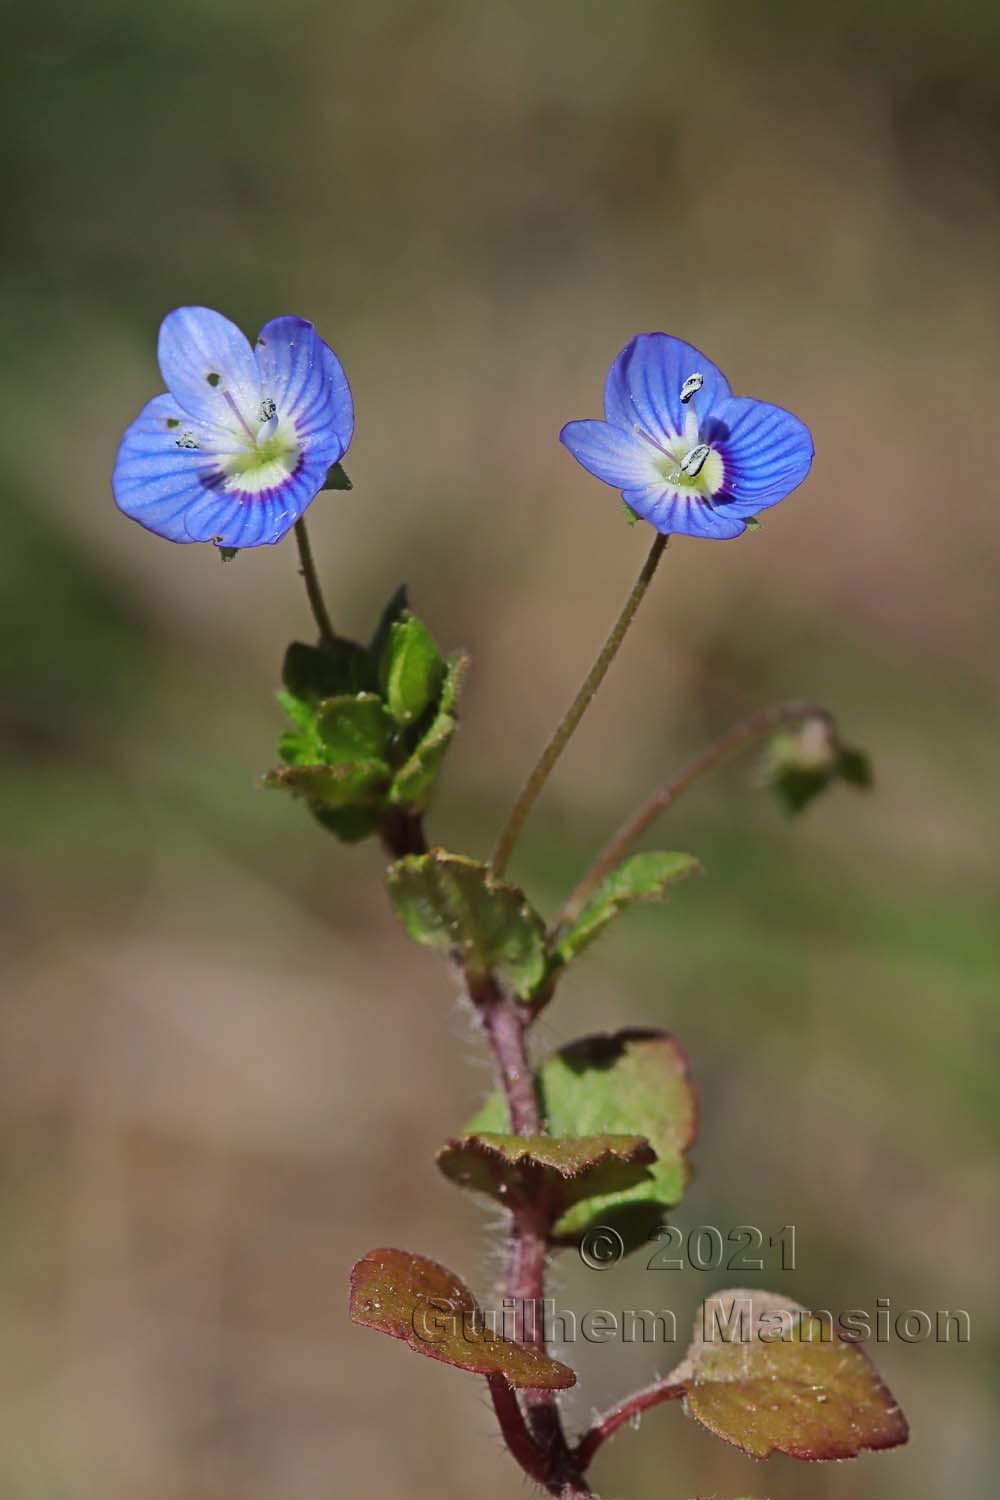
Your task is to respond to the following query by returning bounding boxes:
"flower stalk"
[293,516,338,649]
[555,699,834,931]
[491,533,668,878]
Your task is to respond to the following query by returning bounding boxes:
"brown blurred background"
[2,2,998,1496]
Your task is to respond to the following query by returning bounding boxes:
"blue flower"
[113,307,354,547]
[560,333,813,540]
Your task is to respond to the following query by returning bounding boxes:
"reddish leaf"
[437,1132,655,1217]
[678,1290,908,1460]
[349,1247,575,1390]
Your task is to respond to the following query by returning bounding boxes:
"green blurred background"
[1,1,998,1496]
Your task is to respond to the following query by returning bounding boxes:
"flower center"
[223,419,301,496]
[634,425,724,497]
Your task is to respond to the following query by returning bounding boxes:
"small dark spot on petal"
[206,372,221,387]
[165,417,180,429]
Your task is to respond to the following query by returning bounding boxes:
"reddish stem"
[473,977,589,1493]
[573,1377,686,1471]
[555,699,833,930]
[486,1374,555,1487]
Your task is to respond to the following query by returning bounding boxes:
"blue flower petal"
[112,394,235,543]
[254,316,354,461]
[559,419,659,487]
[180,447,334,547]
[622,480,748,541]
[710,396,814,514]
[604,333,731,446]
[158,307,262,431]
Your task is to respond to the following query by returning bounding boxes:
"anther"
[679,373,703,404]
[258,397,277,423]
[680,443,711,477]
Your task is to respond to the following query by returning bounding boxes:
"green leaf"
[349,1247,575,1390]
[317,693,393,764]
[368,584,409,673]
[389,652,468,813]
[677,1291,908,1460]
[387,850,548,999]
[468,1030,696,1249]
[282,638,368,703]
[436,1133,656,1218]
[322,460,353,491]
[379,612,446,726]
[554,852,702,968]
[262,760,390,811]
[312,804,382,844]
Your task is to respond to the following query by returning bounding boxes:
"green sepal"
[389,652,468,813]
[218,546,240,562]
[765,719,873,817]
[322,461,353,491]
[387,850,548,999]
[317,693,394,764]
[838,744,873,788]
[379,612,446,727]
[552,851,702,971]
[436,1132,656,1218]
[468,1029,696,1250]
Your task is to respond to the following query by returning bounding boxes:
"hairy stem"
[491,533,669,878]
[486,1374,554,1487]
[573,1377,686,1472]
[556,698,834,930]
[474,975,540,1134]
[472,977,589,1492]
[293,516,337,648]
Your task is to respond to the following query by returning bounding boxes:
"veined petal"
[112,394,235,543]
[158,306,262,431]
[710,396,814,514]
[180,446,332,547]
[604,333,731,446]
[254,316,354,462]
[559,419,660,488]
[622,479,748,541]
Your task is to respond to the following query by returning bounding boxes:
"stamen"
[258,397,277,423]
[680,443,711,478]
[679,373,704,404]
[633,424,673,459]
[222,390,257,442]
[175,432,199,450]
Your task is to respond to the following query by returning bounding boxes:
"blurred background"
[2,1,998,1496]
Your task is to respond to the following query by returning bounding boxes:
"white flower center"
[220,397,301,495]
[633,422,725,498]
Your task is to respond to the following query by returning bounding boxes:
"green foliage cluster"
[264,590,466,842]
